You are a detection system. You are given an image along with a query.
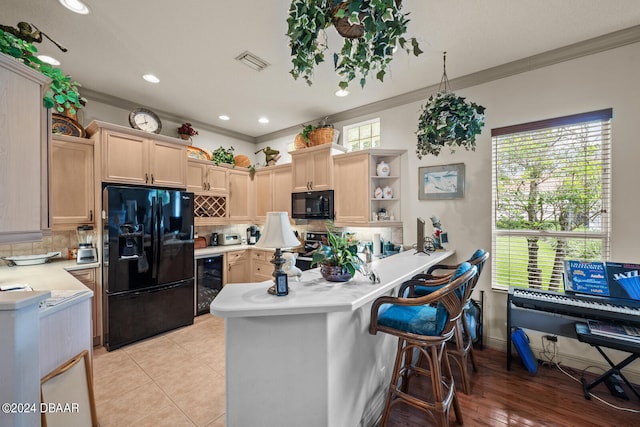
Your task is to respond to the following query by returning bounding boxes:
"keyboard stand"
[574,322,640,400]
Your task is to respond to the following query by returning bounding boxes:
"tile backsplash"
[0,231,77,265]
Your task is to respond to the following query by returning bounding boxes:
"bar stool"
[398,249,489,395]
[370,263,477,427]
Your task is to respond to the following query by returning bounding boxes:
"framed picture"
[419,163,465,200]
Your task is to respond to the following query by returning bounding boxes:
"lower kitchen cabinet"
[226,250,250,284]
[69,268,101,346]
[252,249,274,282]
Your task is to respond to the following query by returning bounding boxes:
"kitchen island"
[210,249,455,427]
[0,259,95,427]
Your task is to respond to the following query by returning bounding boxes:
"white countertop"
[210,249,455,318]
[0,259,97,312]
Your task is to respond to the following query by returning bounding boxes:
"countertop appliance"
[211,232,219,246]
[246,225,261,245]
[291,190,334,220]
[196,255,223,315]
[219,233,241,246]
[102,185,195,351]
[76,224,98,264]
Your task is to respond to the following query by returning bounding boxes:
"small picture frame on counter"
[275,272,289,296]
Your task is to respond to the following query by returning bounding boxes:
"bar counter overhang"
[211,249,455,427]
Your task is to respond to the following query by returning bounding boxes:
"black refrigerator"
[102,185,195,351]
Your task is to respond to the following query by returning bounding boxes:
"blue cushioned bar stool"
[370,263,477,427]
[398,249,489,395]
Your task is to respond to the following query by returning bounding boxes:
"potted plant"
[311,220,363,282]
[415,53,486,158]
[177,122,198,140]
[287,0,422,90]
[0,28,85,117]
[210,146,235,166]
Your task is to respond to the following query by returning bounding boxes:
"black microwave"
[291,190,334,220]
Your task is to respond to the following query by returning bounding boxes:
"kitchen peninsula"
[211,249,455,427]
[0,259,95,427]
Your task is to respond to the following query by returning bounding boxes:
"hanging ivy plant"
[415,53,486,158]
[415,92,486,158]
[286,0,422,90]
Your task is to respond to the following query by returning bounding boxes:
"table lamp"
[254,212,301,296]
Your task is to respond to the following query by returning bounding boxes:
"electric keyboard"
[509,287,640,327]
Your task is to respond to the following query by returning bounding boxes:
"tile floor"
[92,315,226,427]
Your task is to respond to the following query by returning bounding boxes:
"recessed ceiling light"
[258,117,269,124]
[218,115,230,121]
[335,89,349,97]
[142,74,160,84]
[58,0,90,15]
[37,55,60,66]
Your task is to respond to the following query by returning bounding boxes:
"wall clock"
[129,108,162,134]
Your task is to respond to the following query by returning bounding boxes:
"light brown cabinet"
[333,149,405,227]
[228,169,251,222]
[251,249,274,282]
[69,268,101,346]
[187,159,228,194]
[291,144,340,192]
[0,54,50,243]
[226,250,250,284]
[87,121,187,188]
[254,164,292,221]
[50,136,95,229]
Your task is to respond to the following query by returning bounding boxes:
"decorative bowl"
[320,264,352,282]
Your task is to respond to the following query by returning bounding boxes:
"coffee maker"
[246,225,261,245]
[76,225,98,264]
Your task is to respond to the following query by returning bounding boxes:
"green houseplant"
[210,146,235,166]
[287,0,422,90]
[0,28,85,116]
[415,53,486,158]
[312,220,363,282]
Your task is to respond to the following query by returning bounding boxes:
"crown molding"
[255,25,640,143]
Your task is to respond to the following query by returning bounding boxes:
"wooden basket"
[308,128,335,146]
[294,133,307,150]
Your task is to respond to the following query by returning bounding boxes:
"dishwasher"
[196,255,224,315]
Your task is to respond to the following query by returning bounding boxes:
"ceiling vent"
[235,51,270,71]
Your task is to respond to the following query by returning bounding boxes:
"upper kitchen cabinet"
[0,54,50,243]
[334,149,405,227]
[290,143,345,192]
[254,164,292,221]
[51,135,95,229]
[86,121,187,188]
[227,168,252,222]
[187,159,228,194]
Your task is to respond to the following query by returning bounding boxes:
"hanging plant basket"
[331,2,365,39]
[415,53,486,158]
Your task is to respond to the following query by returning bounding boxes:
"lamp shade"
[254,212,300,249]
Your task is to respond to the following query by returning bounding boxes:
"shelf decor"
[286,0,422,90]
[177,122,198,140]
[416,52,486,158]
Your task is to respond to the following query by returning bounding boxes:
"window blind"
[491,109,612,291]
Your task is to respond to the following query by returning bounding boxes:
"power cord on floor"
[538,336,560,366]
[553,360,640,414]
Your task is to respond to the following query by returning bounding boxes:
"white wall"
[260,42,640,376]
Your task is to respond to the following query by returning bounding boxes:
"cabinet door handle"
[207,182,211,190]
[145,173,149,183]
[151,174,155,184]
[89,210,93,222]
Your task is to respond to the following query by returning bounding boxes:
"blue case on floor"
[512,327,538,374]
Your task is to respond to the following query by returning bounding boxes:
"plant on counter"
[415,53,486,158]
[287,0,422,90]
[311,220,363,282]
[0,28,85,116]
[210,146,235,166]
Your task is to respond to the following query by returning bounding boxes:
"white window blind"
[491,109,612,291]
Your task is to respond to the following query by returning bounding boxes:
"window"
[491,109,612,291]
[343,118,380,151]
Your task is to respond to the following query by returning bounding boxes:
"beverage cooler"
[196,255,224,315]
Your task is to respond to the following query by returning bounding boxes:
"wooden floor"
[386,346,640,427]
